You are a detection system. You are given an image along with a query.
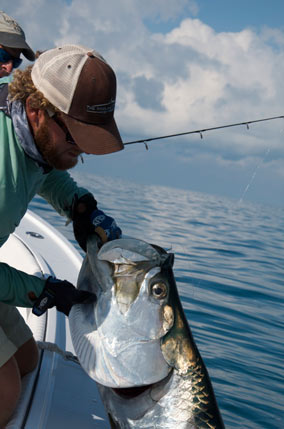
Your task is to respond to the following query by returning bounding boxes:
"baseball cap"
[31,44,124,155]
[0,11,35,61]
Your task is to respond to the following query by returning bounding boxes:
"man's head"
[0,45,22,77]
[0,11,35,77]
[9,44,124,170]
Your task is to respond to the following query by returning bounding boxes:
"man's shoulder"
[0,75,12,91]
[0,76,12,85]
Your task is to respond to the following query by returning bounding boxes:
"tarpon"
[69,237,225,428]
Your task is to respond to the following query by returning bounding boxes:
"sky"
[2,0,284,208]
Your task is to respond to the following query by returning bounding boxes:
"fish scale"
[69,236,225,428]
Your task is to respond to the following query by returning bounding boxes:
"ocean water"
[30,172,284,429]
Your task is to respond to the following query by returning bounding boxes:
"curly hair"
[8,65,58,112]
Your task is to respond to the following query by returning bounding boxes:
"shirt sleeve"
[0,262,46,307]
[38,169,91,219]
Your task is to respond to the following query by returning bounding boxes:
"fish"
[69,237,225,428]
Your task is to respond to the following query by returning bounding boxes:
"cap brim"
[21,46,35,61]
[0,32,35,61]
[63,115,124,155]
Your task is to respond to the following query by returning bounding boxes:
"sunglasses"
[0,48,22,69]
[51,113,77,146]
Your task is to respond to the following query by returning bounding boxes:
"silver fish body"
[69,237,225,428]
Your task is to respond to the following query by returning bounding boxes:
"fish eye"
[151,282,167,300]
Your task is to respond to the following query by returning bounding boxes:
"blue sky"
[195,0,284,32]
[2,0,284,207]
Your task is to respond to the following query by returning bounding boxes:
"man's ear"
[25,96,46,133]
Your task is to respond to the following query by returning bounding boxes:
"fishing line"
[238,148,271,203]
[124,115,284,148]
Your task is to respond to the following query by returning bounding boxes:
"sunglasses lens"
[0,48,22,69]
[66,131,76,145]
[0,48,11,63]
[52,114,76,145]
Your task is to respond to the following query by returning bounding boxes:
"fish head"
[70,237,224,428]
[69,237,184,388]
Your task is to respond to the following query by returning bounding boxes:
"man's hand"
[90,209,122,243]
[31,277,96,317]
[72,193,122,251]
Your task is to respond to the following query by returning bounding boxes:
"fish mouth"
[112,384,153,398]
[111,369,173,399]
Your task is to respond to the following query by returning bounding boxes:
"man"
[0,44,124,426]
[0,10,35,77]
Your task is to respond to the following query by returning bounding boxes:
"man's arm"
[39,169,122,252]
[0,262,95,315]
[38,169,90,220]
[0,262,45,307]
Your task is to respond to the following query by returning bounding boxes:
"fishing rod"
[124,114,284,149]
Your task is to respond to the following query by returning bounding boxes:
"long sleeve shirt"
[0,76,89,307]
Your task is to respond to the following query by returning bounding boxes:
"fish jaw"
[70,238,174,387]
[87,267,173,387]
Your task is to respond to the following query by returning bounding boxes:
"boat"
[0,210,109,428]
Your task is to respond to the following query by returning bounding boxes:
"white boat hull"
[0,210,109,428]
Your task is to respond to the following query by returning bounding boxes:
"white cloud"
[154,18,283,120]
[115,15,284,162]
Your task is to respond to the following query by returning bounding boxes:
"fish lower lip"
[111,370,173,399]
[112,384,153,399]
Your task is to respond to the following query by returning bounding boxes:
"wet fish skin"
[98,249,225,428]
[70,238,225,428]
[159,252,225,428]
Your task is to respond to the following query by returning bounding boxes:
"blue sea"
[30,172,284,429]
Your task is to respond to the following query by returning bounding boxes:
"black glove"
[31,277,96,317]
[72,193,122,251]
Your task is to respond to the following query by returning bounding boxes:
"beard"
[34,121,78,170]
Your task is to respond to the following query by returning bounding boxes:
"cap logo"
[86,99,115,114]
